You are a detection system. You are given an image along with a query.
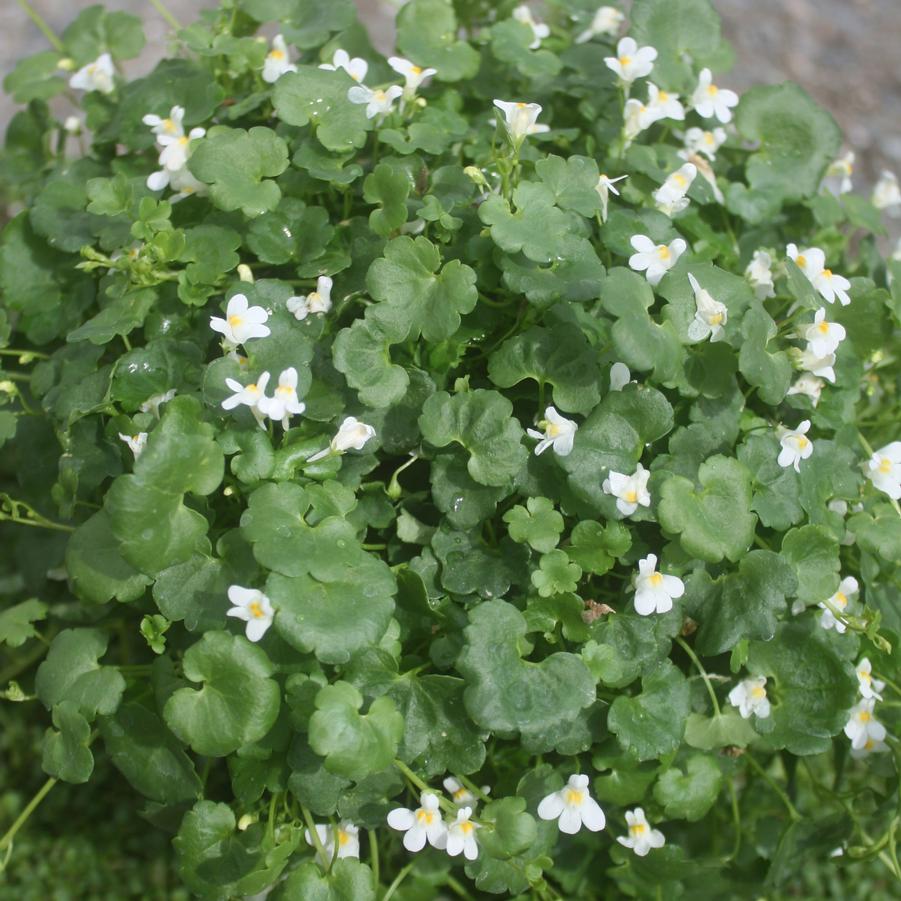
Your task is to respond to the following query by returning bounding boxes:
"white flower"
[728,676,771,719]
[142,105,185,139]
[629,235,687,286]
[745,249,776,300]
[787,373,824,407]
[512,5,550,49]
[602,463,651,516]
[609,361,631,391]
[819,575,858,633]
[686,272,728,341]
[69,53,115,94]
[616,808,665,857]
[262,34,297,83]
[855,658,885,701]
[308,416,376,462]
[872,170,901,214]
[222,372,271,429]
[777,420,813,472]
[622,98,660,145]
[387,792,447,852]
[537,774,605,835]
[850,735,889,759]
[866,442,901,499]
[822,151,854,196]
[786,244,851,306]
[493,100,550,145]
[210,294,271,346]
[118,432,148,459]
[287,276,333,321]
[388,56,438,95]
[844,699,887,751]
[443,777,476,806]
[633,553,684,616]
[604,37,657,87]
[595,173,627,222]
[575,6,624,43]
[682,126,727,161]
[157,126,206,172]
[445,807,480,860]
[348,84,403,119]
[654,162,697,216]
[690,68,739,123]
[527,406,577,457]
[320,49,368,83]
[226,585,275,642]
[258,368,305,429]
[169,166,208,201]
[803,307,846,357]
[795,347,836,383]
[139,389,176,418]
[304,821,360,867]
[63,115,83,135]
[646,83,685,122]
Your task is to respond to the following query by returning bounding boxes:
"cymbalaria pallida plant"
[3,0,901,897]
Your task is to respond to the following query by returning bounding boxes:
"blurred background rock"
[2,0,899,202]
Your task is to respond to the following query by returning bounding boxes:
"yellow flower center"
[630,822,648,837]
[162,118,176,133]
[228,314,244,328]
[796,436,809,449]
[835,591,847,607]
[338,830,350,846]
[707,83,719,96]
[796,254,807,268]
[565,789,584,806]
[453,787,469,801]
[751,685,766,700]
[247,383,257,393]
[416,809,435,824]
[658,90,669,101]
[460,821,474,835]
[879,456,893,474]
[178,135,189,146]
[249,600,265,619]
[546,422,562,438]
[704,132,715,145]
[817,321,830,333]
[649,572,663,587]
[657,245,671,260]
[822,268,833,278]
[516,102,527,109]
[277,385,293,396]
[411,65,423,75]
[859,670,872,683]
[624,489,638,503]
[865,739,875,750]
[270,49,285,60]
[709,311,724,326]
[859,710,871,723]
[619,55,632,67]
[673,173,688,187]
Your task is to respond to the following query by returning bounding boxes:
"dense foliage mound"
[2,0,901,897]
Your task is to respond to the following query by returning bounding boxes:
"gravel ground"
[2,0,899,198]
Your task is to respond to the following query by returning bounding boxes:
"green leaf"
[152,554,228,633]
[748,623,855,755]
[188,126,289,217]
[396,0,480,81]
[105,396,224,575]
[163,631,281,757]
[695,550,798,655]
[653,755,722,821]
[101,703,201,804]
[739,305,792,403]
[35,628,125,720]
[366,236,478,343]
[62,6,145,61]
[66,510,152,604]
[490,18,562,81]
[781,525,840,604]
[42,700,94,784]
[737,433,804,530]
[0,598,48,648]
[607,660,690,761]
[488,323,601,414]
[419,389,528,487]
[363,163,411,236]
[658,455,757,563]
[272,66,372,153]
[503,497,564,553]
[534,155,601,217]
[531,549,582,598]
[3,52,66,103]
[736,83,843,202]
[848,507,901,561]
[457,600,596,736]
[67,287,157,346]
[567,521,631,575]
[683,710,758,750]
[308,681,404,780]
[273,859,376,901]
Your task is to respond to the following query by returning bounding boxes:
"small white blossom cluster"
[336,48,435,119]
[728,675,771,720]
[143,105,207,199]
[68,53,116,95]
[845,657,890,758]
[387,784,482,860]
[865,442,901,500]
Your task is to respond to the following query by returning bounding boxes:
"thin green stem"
[457,774,492,804]
[382,862,414,901]
[300,805,330,871]
[147,0,181,30]
[393,759,457,816]
[15,0,64,51]
[878,673,901,699]
[744,754,801,821]
[0,777,58,852]
[368,829,379,886]
[0,349,49,361]
[725,779,742,861]
[675,636,721,716]
[446,874,473,899]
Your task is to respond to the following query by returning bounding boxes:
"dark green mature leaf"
[503,497,564,553]
[419,389,528,487]
[737,83,843,201]
[607,660,691,761]
[781,525,840,604]
[164,631,281,757]
[653,755,722,821]
[457,600,596,736]
[739,305,792,403]
[0,598,48,648]
[396,0,480,81]
[189,126,289,217]
[658,456,757,563]
[273,860,376,901]
[42,700,94,784]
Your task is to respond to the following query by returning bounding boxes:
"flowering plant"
[2,0,901,897]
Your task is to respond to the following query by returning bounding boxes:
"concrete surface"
[2,0,899,198]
